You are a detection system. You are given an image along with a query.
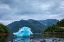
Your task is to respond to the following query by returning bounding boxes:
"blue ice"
[13,27,33,37]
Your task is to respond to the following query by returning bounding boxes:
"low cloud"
[0,0,64,25]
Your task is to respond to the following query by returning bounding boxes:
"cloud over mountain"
[0,0,64,25]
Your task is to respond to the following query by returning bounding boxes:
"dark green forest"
[57,19,64,27]
[44,19,64,32]
[0,23,10,33]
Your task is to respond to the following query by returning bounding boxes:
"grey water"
[0,33,64,42]
[7,33,64,42]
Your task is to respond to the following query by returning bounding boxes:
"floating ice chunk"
[13,27,33,37]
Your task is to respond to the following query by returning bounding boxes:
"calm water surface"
[0,33,64,42]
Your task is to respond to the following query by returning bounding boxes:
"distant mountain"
[38,19,59,27]
[7,19,59,33]
[7,19,46,33]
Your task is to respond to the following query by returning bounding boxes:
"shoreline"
[0,33,10,36]
[43,32,64,34]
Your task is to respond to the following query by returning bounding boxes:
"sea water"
[7,27,64,42]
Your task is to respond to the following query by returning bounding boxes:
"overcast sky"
[0,0,64,25]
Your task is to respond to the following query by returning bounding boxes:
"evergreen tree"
[44,19,64,32]
[0,23,10,33]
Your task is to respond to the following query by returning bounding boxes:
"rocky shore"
[7,38,64,42]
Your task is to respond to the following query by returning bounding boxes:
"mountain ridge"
[7,19,59,33]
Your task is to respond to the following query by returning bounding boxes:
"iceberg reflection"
[14,37,30,42]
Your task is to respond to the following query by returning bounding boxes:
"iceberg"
[13,27,33,37]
